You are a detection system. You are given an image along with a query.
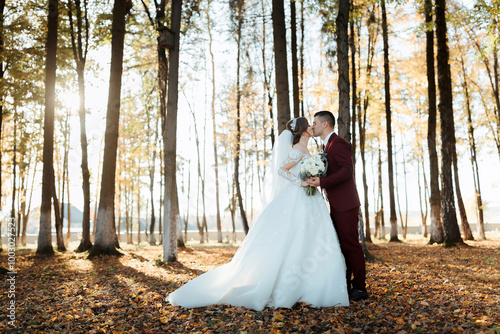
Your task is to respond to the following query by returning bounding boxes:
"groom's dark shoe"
[349,289,369,302]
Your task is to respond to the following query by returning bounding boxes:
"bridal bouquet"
[299,150,328,196]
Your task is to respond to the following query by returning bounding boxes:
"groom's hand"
[307,177,321,187]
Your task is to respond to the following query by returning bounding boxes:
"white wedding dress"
[167,133,349,311]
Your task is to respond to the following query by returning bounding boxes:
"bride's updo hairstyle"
[286,117,309,145]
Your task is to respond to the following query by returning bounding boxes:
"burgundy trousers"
[330,206,366,291]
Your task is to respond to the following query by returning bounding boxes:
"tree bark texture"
[381,0,399,242]
[162,0,182,262]
[234,0,250,235]
[435,0,463,246]
[272,0,290,133]
[89,0,130,257]
[424,0,443,244]
[52,168,66,251]
[37,0,59,255]
[336,0,350,142]
[452,144,473,240]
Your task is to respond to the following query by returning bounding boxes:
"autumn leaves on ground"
[1,235,499,334]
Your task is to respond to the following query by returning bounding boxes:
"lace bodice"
[278,148,309,187]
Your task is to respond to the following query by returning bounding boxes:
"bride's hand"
[301,180,309,187]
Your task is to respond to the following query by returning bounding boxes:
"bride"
[166,117,349,311]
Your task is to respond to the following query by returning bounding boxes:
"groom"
[307,110,368,302]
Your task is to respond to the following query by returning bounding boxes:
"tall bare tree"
[140,0,167,245]
[207,0,222,243]
[89,0,132,257]
[459,55,485,240]
[162,0,182,262]
[68,0,93,252]
[380,0,399,242]
[231,0,250,234]
[452,142,473,240]
[358,5,377,243]
[261,0,275,146]
[37,0,59,255]
[272,0,290,133]
[424,0,443,244]
[52,167,66,251]
[435,0,462,246]
[291,0,299,118]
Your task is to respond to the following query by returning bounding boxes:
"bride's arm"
[278,150,307,187]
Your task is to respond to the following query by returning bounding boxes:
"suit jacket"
[320,133,360,212]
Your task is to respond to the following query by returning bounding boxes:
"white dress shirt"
[323,131,335,149]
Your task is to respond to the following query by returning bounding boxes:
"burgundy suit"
[320,133,366,292]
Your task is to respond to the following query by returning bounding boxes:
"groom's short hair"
[314,110,335,128]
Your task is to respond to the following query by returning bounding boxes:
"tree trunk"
[336,0,350,142]
[68,0,92,252]
[0,0,4,219]
[53,168,66,251]
[126,186,131,244]
[184,160,191,242]
[377,144,385,239]
[417,153,429,237]
[380,0,399,242]
[159,148,163,244]
[22,157,37,246]
[435,0,463,247]
[291,0,299,118]
[350,14,357,164]
[272,0,290,133]
[234,0,249,235]
[137,181,141,244]
[11,111,17,230]
[89,0,130,258]
[299,0,304,116]
[189,103,205,244]
[117,181,122,239]
[207,0,222,243]
[460,55,486,240]
[175,184,185,247]
[261,0,275,147]
[60,111,70,247]
[452,143,473,240]
[66,172,71,246]
[140,0,166,246]
[162,0,182,262]
[148,116,158,245]
[37,0,59,255]
[92,143,102,240]
[424,0,443,244]
[196,176,203,243]
[359,12,376,243]
[401,140,409,238]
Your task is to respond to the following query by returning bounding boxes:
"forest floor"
[0,233,499,333]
